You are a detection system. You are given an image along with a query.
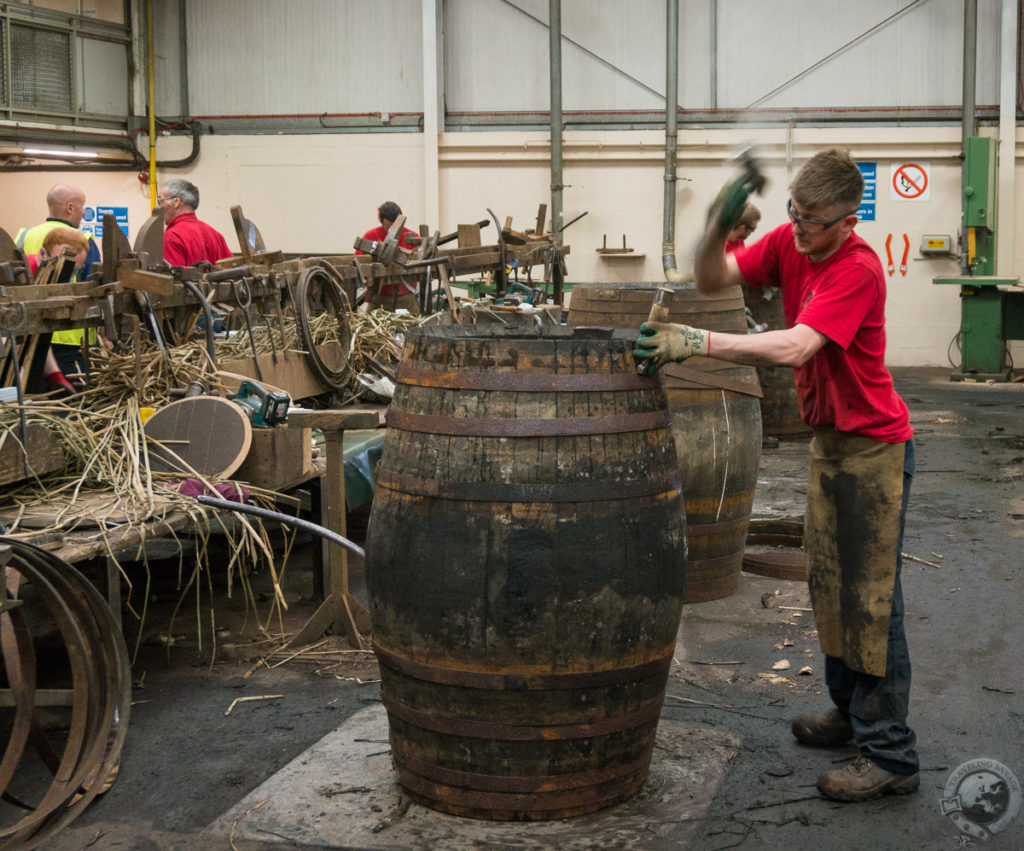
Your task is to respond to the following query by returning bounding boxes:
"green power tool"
[229,380,290,428]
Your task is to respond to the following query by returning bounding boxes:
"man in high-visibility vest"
[16,183,103,385]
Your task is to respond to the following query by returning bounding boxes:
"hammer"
[709,145,769,233]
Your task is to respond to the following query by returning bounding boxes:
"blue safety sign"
[856,162,876,222]
[81,206,129,240]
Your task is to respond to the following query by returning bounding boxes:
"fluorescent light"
[22,147,99,158]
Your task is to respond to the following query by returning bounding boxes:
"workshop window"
[0,2,130,126]
[11,23,72,113]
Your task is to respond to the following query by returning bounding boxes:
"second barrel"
[569,281,762,602]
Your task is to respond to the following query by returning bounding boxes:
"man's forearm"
[694,233,740,294]
[708,326,825,368]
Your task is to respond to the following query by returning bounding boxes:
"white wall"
[3,126,1021,368]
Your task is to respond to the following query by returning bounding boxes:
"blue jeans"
[824,439,918,776]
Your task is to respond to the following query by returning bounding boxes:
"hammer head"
[733,145,768,196]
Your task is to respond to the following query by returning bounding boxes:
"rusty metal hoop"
[0,539,131,848]
[294,263,353,389]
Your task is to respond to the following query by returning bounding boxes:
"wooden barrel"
[569,282,762,602]
[364,325,687,821]
[741,285,811,439]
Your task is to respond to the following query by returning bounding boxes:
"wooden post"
[285,408,380,648]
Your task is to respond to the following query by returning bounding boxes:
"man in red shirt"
[356,201,420,315]
[635,149,918,803]
[724,201,761,254]
[157,179,232,267]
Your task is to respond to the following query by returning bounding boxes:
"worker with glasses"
[157,178,232,267]
[634,148,918,803]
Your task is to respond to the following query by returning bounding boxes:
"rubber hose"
[179,278,217,367]
[195,496,365,558]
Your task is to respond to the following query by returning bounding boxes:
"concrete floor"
[41,367,1024,850]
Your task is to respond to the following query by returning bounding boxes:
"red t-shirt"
[356,225,418,296]
[164,212,232,267]
[735,223,911,442]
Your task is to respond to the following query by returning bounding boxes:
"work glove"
[707,173,757,238]
[633,322,710,373]
[44,369,76,397]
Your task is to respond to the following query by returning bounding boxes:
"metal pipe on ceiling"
[549,0,564,241]
[662,0,684,283]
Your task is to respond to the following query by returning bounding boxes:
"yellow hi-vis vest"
[15,221,98,346]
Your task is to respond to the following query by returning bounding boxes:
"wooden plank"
[501,227,529,246]
[0,492,177,529]
[216,371,289,397]
[448,249,501,275]
[51,508,193,566]
[0,226,27,267]
[0,422,65,487]
[218,346,337,402]
[133,210,165,267]
[438,264,460,319]
[0,281,98,300]
[116,266,174,297]
[287,408,382,431]
[457,224,482,248]
[234,424,316,491]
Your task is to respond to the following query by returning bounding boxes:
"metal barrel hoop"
[0,539,131,847]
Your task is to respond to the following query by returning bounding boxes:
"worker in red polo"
[157,179,233,267]
[356,201,420,314]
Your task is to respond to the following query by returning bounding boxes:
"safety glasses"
[786,198,857,230]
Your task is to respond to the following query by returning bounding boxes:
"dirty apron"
[805,428,906,677]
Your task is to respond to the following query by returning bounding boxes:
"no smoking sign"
[890,161,930,201]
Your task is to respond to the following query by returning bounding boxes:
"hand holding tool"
[633,321,710,374]
[634,287,672,374]
[707,147,768,237]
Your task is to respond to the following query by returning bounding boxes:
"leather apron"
[805,428,906,677]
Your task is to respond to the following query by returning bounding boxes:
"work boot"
[816,755,920,802]
[791,708,854,746]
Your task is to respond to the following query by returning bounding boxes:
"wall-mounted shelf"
[596,234,644,259]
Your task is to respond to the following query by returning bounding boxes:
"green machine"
[934,136,1024,380]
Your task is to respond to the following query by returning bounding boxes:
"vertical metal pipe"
[663,0,683,282]
[549,0,563,240]
[962,0,977,146]
[996,0,1017,274]
[147,0,157,207]
[961,0,977,274]
[422,0,442,232]
[179,0,190,117]
[709,0,717,109]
